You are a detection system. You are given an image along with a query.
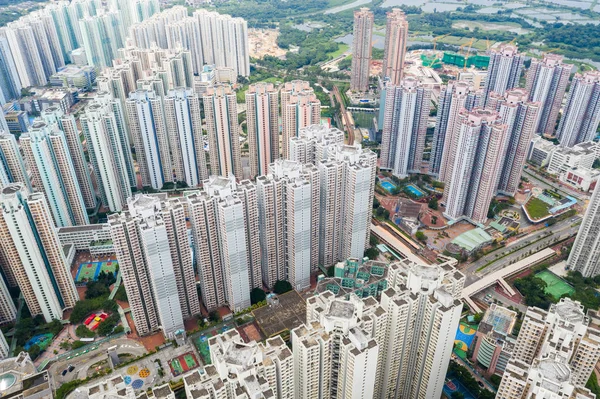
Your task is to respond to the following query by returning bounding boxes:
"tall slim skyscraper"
[382,9,408,85]
[289,124,345,165]
[280,81,321,160]
[20,121,89,227]
[2,23,50,87]
[486,89,540,196]
[525,53,571,135]
[0,184,79,322]
[350,8,374,92]
[187,176,260,312]
[318,145,377,266]
[443,108,508,223]
[204,84,242,178]
[380,77,431,178]
[0,133,31,192]
[556,71,600,148]
[567,182,600,277]
[256,160,319,291]
[164,88,208,187]
[126,89,171,190]
[0,112,8,134]
[246,83,279,178]
[431,80,480,179]
[41,107,96,209]
[109,195,192,339]
[81,93,134,212]
[482,45,524,106]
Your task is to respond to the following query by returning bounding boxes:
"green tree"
[250,288,266,305]
[451,392,465,399]
[75,325,95,338]
[208,311,220,323]
[415,231,427,242]
[273,280,293,294]
[428,197,438,210]
[27,344,42,359]
[364,247,379,260]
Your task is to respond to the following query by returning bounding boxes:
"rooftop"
[451,228,493,252]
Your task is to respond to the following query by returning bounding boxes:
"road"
[523,168,588,201]
[332,85,354,144]
[463,218,580,286]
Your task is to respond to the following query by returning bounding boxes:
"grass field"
[328,43,349,59]
[535,270,574,299]
[524,197,551,220]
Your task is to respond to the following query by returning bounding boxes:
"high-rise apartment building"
[79,10,125,67]
[0,184,78,322]
[289,124,345,165]
[318,145,377,266]
[193,9,250,77]
[187,176,260,312]
[497,298,600,399]
[378,258,464,399]
[350,8,374,92]
[431,80,480,178]
[380,77,431,177]
[20,121,89,227]
[443,108,508,223]
[0,33,21,104]
[382,9,408,85]
[126,89,171,190]
[41,107,96,209]
[246,83,279,177]
[203,84,242,179]
[525,53,571,135]
[256,160,319,290]
[0,133,31,192]
[567,182,600,276]
[486,89,540,196]
[1,22,51,87]
[109,195,195,339]
[280,80,321,160]
[164,88,208,187]
[482,45,524,106]
[183,330,293,398]
[81,93,134,212]
[556,71,600,148]
[0,274,16,324]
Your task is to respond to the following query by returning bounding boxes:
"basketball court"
[75,260,118,282]
[169,352,199,376]
[454,323,476,360]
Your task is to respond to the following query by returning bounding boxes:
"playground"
[168,352,199,376]
[453,323,477,360]
[535,270,575,299]
[124,365,152,390]
[24,333,53,350]
[75,260,118,283]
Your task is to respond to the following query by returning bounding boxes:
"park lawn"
[525,197,551,220]
[327,0,358,6]
[327,44,349,59]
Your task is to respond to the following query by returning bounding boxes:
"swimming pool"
[405,184,425,198]
[381,181,396,193]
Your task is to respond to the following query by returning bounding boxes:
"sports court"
[195,335,211,365]
[454,323,476,360]
[24,333,53,350]
[443,378,476,399]
[169,352,199,376]
[535,270,574,299]
[75,260,118,282]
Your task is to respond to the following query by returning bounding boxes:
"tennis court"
[169,352,199,376]
[535,270,574,299]
[75,260,118,282]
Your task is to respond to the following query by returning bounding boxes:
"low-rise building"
[548,141,600,175]
[471,304,518,377]
[49,66,97,91]
[527,136,558,167]
[561,167,600,192]
[57,224,114,257]
[315,257,388,299]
